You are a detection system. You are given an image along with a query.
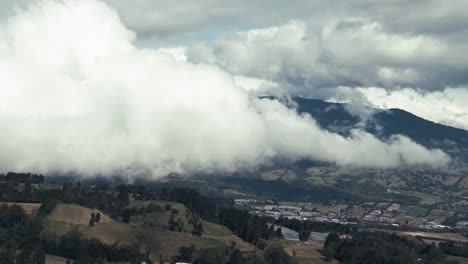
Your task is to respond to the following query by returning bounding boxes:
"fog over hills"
[0,0,464,179]
[294,97,468,164]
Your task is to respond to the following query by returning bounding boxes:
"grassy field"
[129,199,186,212]
[344,205,368,218]
[131,210,234,237]
[395,214,414,222]
[279,201,348,214]
[130,199,232,237]
[428,209,454,223]
[400,191,442,205]
[447,255,468,264]
[304,176,328,185]
[34,183,63,190]
[401,206,428,218]
[269,239,336,264]
[401,231,468,243]
[375,202,390,209]
[42,202,256,259]
[131,211,170,226]
[43,218,256,259]
[201,220,233,237]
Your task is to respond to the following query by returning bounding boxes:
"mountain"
[293,97,468,162]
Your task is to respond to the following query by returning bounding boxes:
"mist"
[0,0,449,178]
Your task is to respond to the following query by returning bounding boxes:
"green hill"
[42,201,257,259]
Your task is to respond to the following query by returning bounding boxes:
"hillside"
[293,97,468,161]
[48,203,113,225]
[42,201,257,259]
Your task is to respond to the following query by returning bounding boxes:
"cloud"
[99,1,468,46]
[188,18,468,92]
[340,87,468,131]
[0,0,449,178]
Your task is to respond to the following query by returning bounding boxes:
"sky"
[0,0,464,178]
[46,0,468,130]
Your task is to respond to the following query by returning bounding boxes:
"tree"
[16,248,32,264]
[264,246,294,264]
[89,213,95,227]
[117,185,129,208]
[193,221,203,237]
[299,230,311,242]
[24,179,32,200]
[37,200,57,217]
[173,245,195,263]
[229,249,244,264]
[95,212,101,223]
[168,213,176,231]
[122,209,131,224]
[275,227,283,239]
[35,247,46,264]
[322,247,334,262]
[177,219,184,232]
[268,224,276,239]
[256,239,268,250]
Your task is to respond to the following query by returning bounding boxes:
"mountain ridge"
[289,97,468,162]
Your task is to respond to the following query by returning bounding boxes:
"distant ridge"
[289,97,468,162]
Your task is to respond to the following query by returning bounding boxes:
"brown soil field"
[367,228,468,243]
[1,202,41,215]
[48,203,112,225]
[45,254,67,264]
[402,231,468,243]
[270,239,336,264]
[442,176,460,186]
[460,177,468,189]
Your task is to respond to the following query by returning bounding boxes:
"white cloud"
[0,0,450,178]
[93,1,468,48]
[349,87,468,131]
[188,18,467,92]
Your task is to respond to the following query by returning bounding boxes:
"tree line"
[323,231,458,264]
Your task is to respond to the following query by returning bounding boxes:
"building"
[298,211,317,219]
[456,221,468,229]
[234,199,257,205]
[278,206,302,212]
[269,224,300,241]
[308,231,330,242]
[264,205,278,211]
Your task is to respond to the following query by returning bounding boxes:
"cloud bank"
[188,19,467,92]
[185,14,468,132]
[347,87,468,131]
[0,0,449,178]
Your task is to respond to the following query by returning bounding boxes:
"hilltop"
[42,201,257,260]
[293,97,468,162]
